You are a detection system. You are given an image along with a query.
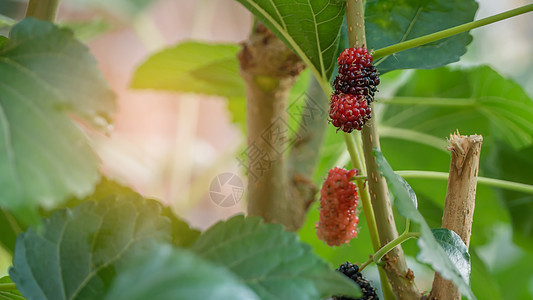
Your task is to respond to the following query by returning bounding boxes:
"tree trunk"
[238,24,306,230]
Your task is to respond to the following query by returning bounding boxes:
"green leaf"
[132,41,245,98]
[431,228,471,284]
[234,0,346,82]
[191,215,361,299]
[381,66,533,149]
[2,18,115,125]
[0,276,23,300]
[366,0,477,73]
[9,196,170,300]
[394,176,418,208]
[65,178,201,248]
[160,207,201,248]
[105,244,259,300]
[0,18,115,216]
[375,150,475,300]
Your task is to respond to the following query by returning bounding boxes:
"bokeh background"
[1,0,532,292]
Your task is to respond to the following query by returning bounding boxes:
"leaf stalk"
[0,282,17,291]
[372,4,533,60]
[373,221,421,266]
[397,170,533,194]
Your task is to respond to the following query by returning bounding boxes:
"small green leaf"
[395,176,418,208]
[366,0,477,73]
[375,150,475,300]
[381,66,533,149]
[430,229,471,284]
[0,18,115,216]
[9,196,170,300]
[132,41,244,98]
[0,276,23,300]
[235,0,346,82]
[104,244,259,300]
[191,215,361,299]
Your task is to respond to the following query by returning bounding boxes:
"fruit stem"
[379,127,449,152]
[344,133,380,253]
[0,283,17,291]
[345,1,405,299]
[359,256,374,272]
[374,228,421,266]
[372,3,533,60]
[396,170,533,194]
[25,0,61,22]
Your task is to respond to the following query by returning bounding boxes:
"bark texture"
[429,133,483,300]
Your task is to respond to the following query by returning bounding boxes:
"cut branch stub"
[429,132,483,300]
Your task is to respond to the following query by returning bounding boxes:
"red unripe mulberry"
[316,167,360,247]
[329,93,371,133]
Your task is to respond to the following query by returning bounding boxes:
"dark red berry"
[329,93,372,133]
[334,47,380,104]
[316,167,359,247]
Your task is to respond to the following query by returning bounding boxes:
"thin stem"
[374,231,421,266]
[379,127,448,152]
[354,134,367,174]
[377,97,476,107]
[359,256,374,272]
[396,170,533,194]
[25,0,61,22]
[344,133,381,253]
[356,171,533,194]
[345,1,397,299]
[354,174,368,181]
[373,4,533,60]
[0,283,17,291]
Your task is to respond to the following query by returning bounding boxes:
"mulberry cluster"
[329,47,380,133]
[316,167,359,247]
[334,262,379,300]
